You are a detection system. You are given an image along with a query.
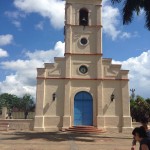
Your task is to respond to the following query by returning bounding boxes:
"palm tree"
[111,0,150,30]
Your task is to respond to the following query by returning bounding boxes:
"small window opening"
[79,9,88,26]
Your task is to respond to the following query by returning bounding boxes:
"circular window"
[79,65,88,74]
[80,38,88,46]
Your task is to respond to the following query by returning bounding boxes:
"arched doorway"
[74,91,93,126]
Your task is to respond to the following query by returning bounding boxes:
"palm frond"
[122,0,134,24]
[144,0,150,30]
[122,0,141,25]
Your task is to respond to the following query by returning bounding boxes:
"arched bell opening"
[79,8,89,26]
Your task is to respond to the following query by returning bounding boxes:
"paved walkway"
[0,131,140,150]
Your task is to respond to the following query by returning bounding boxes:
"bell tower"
[65,0,102,55]
[64,0,103,81]
[62,0,104,129]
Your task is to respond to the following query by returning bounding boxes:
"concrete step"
[71,126,95,128]
[65,126,106,133]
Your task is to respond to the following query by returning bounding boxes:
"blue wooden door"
[74,91,93,126]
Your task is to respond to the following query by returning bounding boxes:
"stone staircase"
[65,126,106,133]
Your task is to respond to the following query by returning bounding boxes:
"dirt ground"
[0,131,140,150]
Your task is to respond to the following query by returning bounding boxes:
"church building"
[34,0,132,132]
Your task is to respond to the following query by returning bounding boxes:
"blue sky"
[0,0,150,99]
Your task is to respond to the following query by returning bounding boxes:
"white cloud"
[0,41,65,98]
[120,32,139,39]
[14,0,65,29]
[120,32,131,39]
[102,4,120,40]
[102,0,135,40]
[26,41,65,60]
[12,20,21,28]
[0,48,9,58]
[5,11,25,29]
[113,50,150,98]
[5,11,26,19]
[0,34,13,46]
[35,21,44,30]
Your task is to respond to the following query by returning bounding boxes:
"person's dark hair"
[140,117,148,124]
[132,127,139,135]
[132,127,147,138]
